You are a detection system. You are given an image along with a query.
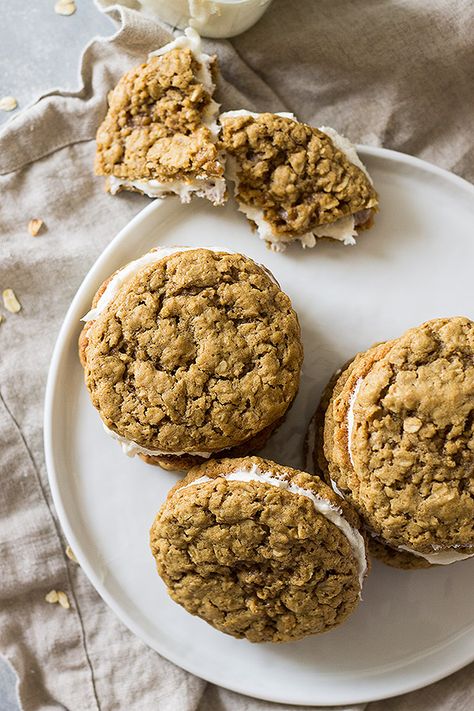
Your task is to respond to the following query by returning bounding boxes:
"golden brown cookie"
[219,111,378,250]
[150,456,369,642]
[79,248,303,471]
[95,29,225,204]
[314,317,474,569]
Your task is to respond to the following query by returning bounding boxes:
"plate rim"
[44,145,474,706]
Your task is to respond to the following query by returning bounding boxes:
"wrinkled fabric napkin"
[1,1,474,709]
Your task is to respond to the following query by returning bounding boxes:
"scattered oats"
[28,218,44,237]
[45,590,59,604]
[57,591,71,609]
[66,545,78,563]
[54,0,76,16]
[0,96,17,112]
[2,288,21,314]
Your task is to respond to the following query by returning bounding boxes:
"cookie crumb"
[45,590,59,604]
[2,289,21,314]
[0,96,17,112]
[28,218,44,237]
[54,0,76,16]
[65,545,78,563]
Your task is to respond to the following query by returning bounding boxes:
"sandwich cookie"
[79,247,303,471]
[310,317,474,569]
[150,456,368,642]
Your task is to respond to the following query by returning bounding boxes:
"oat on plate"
[95,28,226,205]
[220,111,378,250]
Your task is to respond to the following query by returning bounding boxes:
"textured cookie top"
[95,46,222,183]
[219,113,378,238]
[327,317,474,553]
[151,457,365,642]
[82,250,303,453]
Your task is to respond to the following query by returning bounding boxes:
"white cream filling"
[181,463,368,588]
[398,544,474,565]
[103,423,217,459]
[220,109,298,122]
[111,28,224,205]
[108,175,226,205]
[220,111,371,250]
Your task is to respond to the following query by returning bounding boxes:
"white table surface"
[0,0,112,126]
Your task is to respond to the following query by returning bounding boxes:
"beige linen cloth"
[1,1,473,709]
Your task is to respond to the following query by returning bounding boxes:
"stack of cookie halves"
[95,28,378,252]
[78,232,474,644]
[309,316,474,571]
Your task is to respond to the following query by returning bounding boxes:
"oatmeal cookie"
[150,456,368,642]
[305,361,430,570]
[95,28,225,204]
[79,248,303,471]
[219,111,378,250]
[315,317,474,568]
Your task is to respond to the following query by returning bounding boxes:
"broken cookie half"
[95,28,226,205]
[219,110,378,250]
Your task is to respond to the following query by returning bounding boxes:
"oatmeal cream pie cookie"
[150,456,368,642]
[308,317,474,569]
[95,28,225,204]
[219,110,378,251]
[79,248,303,471]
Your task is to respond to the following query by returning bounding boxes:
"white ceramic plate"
[45,147,474,706]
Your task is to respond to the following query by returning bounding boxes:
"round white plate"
[45,147,474,706]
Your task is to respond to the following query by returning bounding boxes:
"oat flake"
[0,96,17,112]
[2,289,21,314]
[54,1,76,16]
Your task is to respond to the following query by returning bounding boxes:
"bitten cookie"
[219,111,378,251]
[150,456,369,642]
[79,247,303,471]
[95,28,225,205]
[309,317,474,569]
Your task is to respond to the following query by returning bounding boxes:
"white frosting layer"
[182,463,368,588]
[346,377,363,467]
[220,110,370,250]
[103,424,216,459]
[398,544,474,565]
[220,109,298,122]
[111,28,224,205]
[82,246,199,322]
[108,175,226,205]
